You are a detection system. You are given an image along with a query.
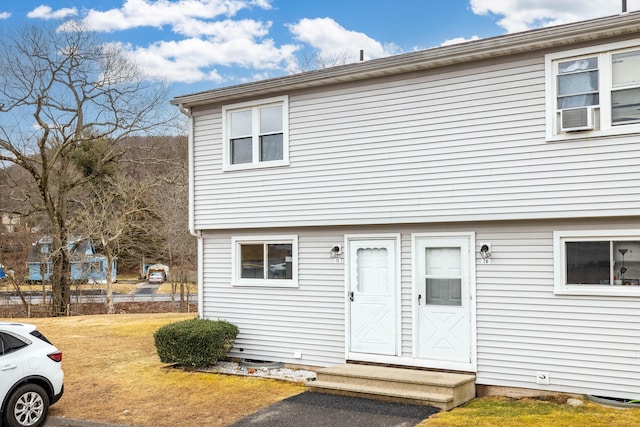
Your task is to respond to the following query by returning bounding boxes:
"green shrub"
[154,318,239,369]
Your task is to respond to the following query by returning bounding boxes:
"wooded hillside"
[0,134,192,280]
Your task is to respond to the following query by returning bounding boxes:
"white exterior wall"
[190,51,640,230]
[203,218,640,399]
[474,219,640,398]
[190,27,640,399]
[202,229,346,367]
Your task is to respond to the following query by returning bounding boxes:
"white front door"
[415,235,473,366]
[348,239,398,356]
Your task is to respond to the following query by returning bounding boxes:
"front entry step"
[307,364,476,411]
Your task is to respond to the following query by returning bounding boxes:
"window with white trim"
[231,235,298,287]
[546,39,640,139]
[222,96,289,170]
[554,230,640,295]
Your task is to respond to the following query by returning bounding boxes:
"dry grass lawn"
[6,313,640,427]
[5,313,303,427]
[421,394,640,427]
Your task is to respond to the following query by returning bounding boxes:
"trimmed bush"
[154,318,239,369]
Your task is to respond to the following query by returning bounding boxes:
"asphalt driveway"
[46,392,439,427]
[228,392,439,427]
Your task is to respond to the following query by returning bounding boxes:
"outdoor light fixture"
[480,244,492,260]
[330,245,342,259]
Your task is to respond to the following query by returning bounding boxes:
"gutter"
[178,103,204,319]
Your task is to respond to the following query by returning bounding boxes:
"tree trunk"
[50,247,71,316]
[105,250,115,314]
[180,282,185,312]
[9,275,28,312]
[40,263,47,305]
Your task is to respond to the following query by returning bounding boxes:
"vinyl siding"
[202,229,346,367]
[474,219,640,398]
[191,52,640,230]
[202,218,640,398]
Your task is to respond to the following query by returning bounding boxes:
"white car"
[148,271,165,284]
[0,322,64,427]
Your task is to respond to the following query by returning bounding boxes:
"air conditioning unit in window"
[560,107,595,132]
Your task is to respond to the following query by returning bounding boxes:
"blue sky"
[1,0,638,97]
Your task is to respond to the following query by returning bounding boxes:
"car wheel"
[3,383,50,427]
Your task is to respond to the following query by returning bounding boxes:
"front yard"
[22,313,303,427]
[5,313,640,427]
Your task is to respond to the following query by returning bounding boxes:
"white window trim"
[222,95,289,171]
[545,38,640,141]
[231,235,298,287]
[553,229,640,296]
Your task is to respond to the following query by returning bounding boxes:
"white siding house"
[173,12,640,399]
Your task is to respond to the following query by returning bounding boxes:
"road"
[0,282,197,305]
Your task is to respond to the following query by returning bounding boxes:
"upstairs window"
[611,50,640,125]
[546,40,640,139]
[223,96,289,170]
[556,57,599,110]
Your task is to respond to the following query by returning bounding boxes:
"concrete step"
[307,364,475,411]
[310,380,453,405]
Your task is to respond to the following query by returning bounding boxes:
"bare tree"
[123,134,196,310]
[298,49,359,72]
[149,140,196,310]
[74,173,160,314]
[0,23,173,315]
[162,193,197,311]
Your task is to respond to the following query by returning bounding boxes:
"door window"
[425,247,462,306]
[355,247,389,294]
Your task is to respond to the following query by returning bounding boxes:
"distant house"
[0,210,21,233]
[27,236,116,284]
[172,11,640,400]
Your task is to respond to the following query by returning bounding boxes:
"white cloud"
[440,35,481,47]
[28,1,397,85]
[471,0,640,33]
[171,18,271,39]
[123,36,299,84]
[48,0,299,84]
[76,0,253,33]
[287,17,399,62]
[27,5,77,20]
[0,12,10,19]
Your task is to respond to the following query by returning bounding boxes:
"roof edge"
[171,11,640,107]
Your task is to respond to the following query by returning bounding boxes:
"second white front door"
[348,238,398,356]
[415,235,473,367]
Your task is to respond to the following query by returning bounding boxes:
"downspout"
[179,104,204,319]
